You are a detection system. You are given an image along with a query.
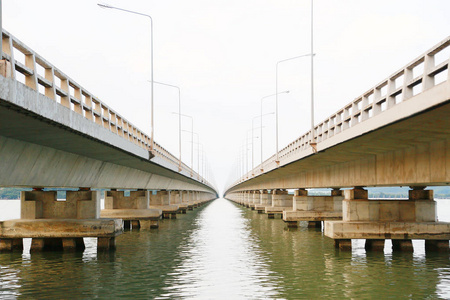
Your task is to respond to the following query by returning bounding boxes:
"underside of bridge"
[226,85,450,194]
[0,76,216,193]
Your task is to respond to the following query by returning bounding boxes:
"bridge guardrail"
[233,35,450,187]
[0,30,212,189]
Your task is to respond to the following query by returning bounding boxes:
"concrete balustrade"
[230,36,450,184]
[0,29,215,190]
[325,187,450,252]
[0,189,122,252]
[283,188,343,228]
[100,190,162,229]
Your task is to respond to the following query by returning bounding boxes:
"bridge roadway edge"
[0,75,216,193]
[225,80,450,194]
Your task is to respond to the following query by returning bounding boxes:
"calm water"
[1,198,450,299]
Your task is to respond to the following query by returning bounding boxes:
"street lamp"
[182,129,202,179]
[153,81,182,171]
[173,112,193,175]
[276,53,314,163]
[260,91,289,168]
[252,112,274,172]
[98,3,155,151]
[246,129,260,178]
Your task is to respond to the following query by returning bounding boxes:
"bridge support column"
[0,189,123,252]
[239,192,244,205]
[255,190,270,213]
[250,190,260,210]
[150,190,179,219]
[100,190,162,229]
[325,187,450,253]
[185,191,194,210]
[266,189,292,219]
[174,191,187,214]
[283,188,343,229]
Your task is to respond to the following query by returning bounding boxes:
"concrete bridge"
[0,30,218,252]
[225,36,450,253]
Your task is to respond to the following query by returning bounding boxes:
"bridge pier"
[173,191,187,214]
[266,189,292,219]
[255,190,271,213]
[283,188,343,228]
[150,190,179,219]
[325,187,450,252]
[0,189,122,252]
[249,190,260,210]
[100,190,162,229]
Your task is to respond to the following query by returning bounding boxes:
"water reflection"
[0,199,450,299]
[240,200,450,299]
[159,198,283,299]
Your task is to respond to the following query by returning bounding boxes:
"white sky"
[3,0,450,193]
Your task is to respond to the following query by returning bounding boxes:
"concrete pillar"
[0,189,122,252]
[104,190,149,210]
[365,239,385,251]
[251,190,260,209]
[292,188,308,211]
[101,190,161,230]
[174,191,187,214]
[307,221,322,228]
[151,190,178,219]
[325,186,450,253]
[285,188,343,228]
[392,240,413,252]
[171,191,180,204]
[260,190,271,206]
[0,239,23,252]
[425,240,450,252]
[334,239,352,251]
[272,189,292,208]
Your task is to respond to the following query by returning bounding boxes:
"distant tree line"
[0,188,106,200]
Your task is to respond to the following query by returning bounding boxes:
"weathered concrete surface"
[0,75,217,194]
[283,190,343,223]
[100,209,161,220]
[324,221,450,240]
[325,188,450,251]
[284,211,342,222]
[104,190,149,210]
[226,80,450,193]
[21,190,100,219]
[0,218,123,238]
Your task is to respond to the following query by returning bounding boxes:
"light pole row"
[243,0,316,181]
[99,3,205,181]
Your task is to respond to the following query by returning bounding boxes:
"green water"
[0,198,450,299]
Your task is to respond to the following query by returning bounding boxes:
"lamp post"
[0,0,2,60]
[310,0,316,149]
[173,112,193,175]
[260,91,289,169]
[153,81,182,171]
[251,117,269,174]
[182,130,202,179]
[246,129,260,178]
[98,3,155,150]
[276,54,314,163]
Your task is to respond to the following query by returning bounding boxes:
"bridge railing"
[235,35,450,186]
[0,30,210,187]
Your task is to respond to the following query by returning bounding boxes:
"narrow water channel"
[1,198,450,299]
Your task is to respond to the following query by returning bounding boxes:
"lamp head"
[98,3,114,9]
